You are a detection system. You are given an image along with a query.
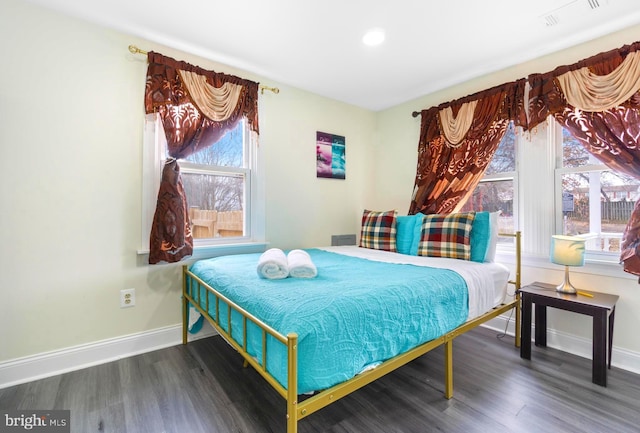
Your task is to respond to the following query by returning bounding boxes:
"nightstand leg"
[534,304,547,347]
[593,310,607,386]
[608,307,615,369]
[520,295,532,360]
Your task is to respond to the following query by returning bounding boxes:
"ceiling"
[22,0,640,111]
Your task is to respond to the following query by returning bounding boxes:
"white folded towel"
[287,249,318,278]
[257,248,289,279]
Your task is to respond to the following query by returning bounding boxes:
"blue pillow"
[410,213,425,255]
[470,211,490,263]
[396,215,416,255]
[395,214,425,255]
[484,211,500,262]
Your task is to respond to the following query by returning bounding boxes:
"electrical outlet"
[120,288,136,308]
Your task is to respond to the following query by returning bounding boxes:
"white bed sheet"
[318,246,510,320]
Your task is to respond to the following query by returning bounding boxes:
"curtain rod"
[410,79,523,119]
[128,45,280,95]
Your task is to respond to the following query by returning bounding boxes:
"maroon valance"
[527,41,640,131]
[409,79,526,215]
[145,51,259,160]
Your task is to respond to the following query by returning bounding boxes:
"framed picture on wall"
[316,131,346,179]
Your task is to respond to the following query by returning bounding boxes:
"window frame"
[139,113,265,257]
[553,123,630,262]
[179,120,253,246]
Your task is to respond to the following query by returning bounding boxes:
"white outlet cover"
[120,288,136,308]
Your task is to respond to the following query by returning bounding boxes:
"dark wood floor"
[2,326,639,433]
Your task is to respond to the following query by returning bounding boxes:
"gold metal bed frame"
[182,232,522,433]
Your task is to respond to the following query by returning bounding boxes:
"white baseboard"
[0,323,216,389]
[482,315,640,375]
[2,316,638,390]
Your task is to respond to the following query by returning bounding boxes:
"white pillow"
[484,211,500,263]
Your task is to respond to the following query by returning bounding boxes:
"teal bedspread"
[188,248,468,394]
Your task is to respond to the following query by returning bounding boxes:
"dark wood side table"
[520,282,619,386]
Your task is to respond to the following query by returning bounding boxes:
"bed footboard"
[183,267,304,430]
[183,267,294,396]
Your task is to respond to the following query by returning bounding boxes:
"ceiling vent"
[542,13,560,27]
[538,0,609,27]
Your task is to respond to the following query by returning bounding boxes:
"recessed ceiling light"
[362,28,385,46]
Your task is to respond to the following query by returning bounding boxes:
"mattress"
[320,246,510,320]
[188,247,509,393]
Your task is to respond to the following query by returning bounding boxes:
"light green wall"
[260,84,375,250]
[0,0,374,361]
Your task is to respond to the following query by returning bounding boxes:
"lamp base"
[556,265,578,294]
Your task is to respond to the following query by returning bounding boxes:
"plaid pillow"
[359,210,397,252]
[417,212,476,260]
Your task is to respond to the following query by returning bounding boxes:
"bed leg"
[287,333,299,433]
[182,301,188,345]
[444,340,453,399]
[182,265,188,345]
[514,231,522,348]
[515,292,521,348]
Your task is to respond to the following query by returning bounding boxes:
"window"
[461,121,518,239]
[462,117,636,267]
[141,114,263,252]
[180,121,250,242]
[555,127,640,255]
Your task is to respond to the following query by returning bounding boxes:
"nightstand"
[519,282,619,386]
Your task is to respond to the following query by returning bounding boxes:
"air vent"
[587,0,603,9]
[542,14,560,26]
[538,0,608,28]
[331,234,356,246]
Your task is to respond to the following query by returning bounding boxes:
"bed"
[182,211,521,433]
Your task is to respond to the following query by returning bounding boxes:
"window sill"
[137,241,268,261]
[495,247,633,281]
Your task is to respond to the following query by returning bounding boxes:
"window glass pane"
[561,172,590,236]
[485,121,515,175]
[177,120,247,240]
[562,128,591,168]
[561,171,639,252]
[462,179,514,236]
[182,172,245,239]
[182,123,244,168]
[461,122,516,243]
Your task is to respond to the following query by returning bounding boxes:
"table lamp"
[550,235,586,294]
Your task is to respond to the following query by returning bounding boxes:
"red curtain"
[526,41,640,276]
[409,80,526,215]
[144,52,259,264]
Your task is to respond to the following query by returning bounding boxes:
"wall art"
[316,131,345,179]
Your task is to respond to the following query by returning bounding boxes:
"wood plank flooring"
[2,326,639,433]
